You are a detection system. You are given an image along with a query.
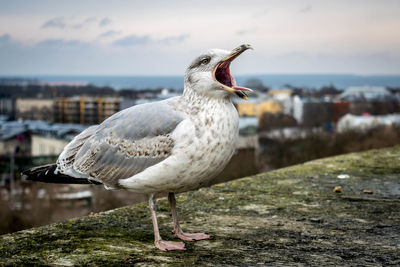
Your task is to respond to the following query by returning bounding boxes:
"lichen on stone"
[1,146,400,265]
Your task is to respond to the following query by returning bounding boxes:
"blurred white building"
[340,86,392,101]
[337,113,400,132]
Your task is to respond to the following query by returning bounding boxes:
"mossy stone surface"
[1,146,400,266]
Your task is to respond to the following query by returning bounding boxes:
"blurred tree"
[317,85,343,96]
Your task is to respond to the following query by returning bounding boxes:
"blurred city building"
[16,98,54,122]
[235,101,257,117]
[31,135,69,156]
[340,86,393,101]
[268,89,293,115]
[337,113,400,132]
[0,120,86,156]
[0,96,16,120]
[256,100,283,119]
[54,96,121,125]
[0,128,30,156]
[236,99,283,118]
[234,97,283,135]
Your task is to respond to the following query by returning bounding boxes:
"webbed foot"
[175,231,212,242]
[155,240,186,251]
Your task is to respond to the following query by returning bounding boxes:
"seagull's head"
[184,44,253,100]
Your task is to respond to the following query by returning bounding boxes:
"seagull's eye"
[200,57,210,65]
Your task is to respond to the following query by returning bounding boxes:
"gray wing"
[57,97,185,187]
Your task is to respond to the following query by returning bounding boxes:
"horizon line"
[1,73,400,77]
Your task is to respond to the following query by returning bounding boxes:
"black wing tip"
[22,164,102,185]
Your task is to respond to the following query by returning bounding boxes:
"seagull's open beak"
[212,44,253,100]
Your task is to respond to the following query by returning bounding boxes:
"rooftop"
[0,120,86,141]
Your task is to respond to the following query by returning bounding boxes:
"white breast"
[119,97,239,194]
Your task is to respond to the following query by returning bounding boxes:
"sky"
[0,0,399,75]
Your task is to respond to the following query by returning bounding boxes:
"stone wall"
[1,146,399,265]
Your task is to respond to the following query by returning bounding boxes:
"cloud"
[113,35,151,46]
[0,34,11,44]
[251,8,269,17]
[85,17,97,23]
[41,16,103,30]
[71,17,98,29]
[71,24,83,29]
[41,17,66,29]
[100,17,112,27]
[159,34,190,45]
[0,34,90,49]
[99,30,122,38]
[236,28,257,35]
[37,38,89,48]
[113,34,190,46]
[299,5,312,13]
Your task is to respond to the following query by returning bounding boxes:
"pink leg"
[149,195,185,251]
[168,192,212,242]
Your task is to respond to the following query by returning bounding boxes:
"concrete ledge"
[1,146,400,265]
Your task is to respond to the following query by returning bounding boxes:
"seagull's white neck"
[181,85,231,108]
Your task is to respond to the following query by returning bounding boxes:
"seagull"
[23,44,253,251]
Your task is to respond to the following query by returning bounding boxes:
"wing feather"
[57,97,185,187]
